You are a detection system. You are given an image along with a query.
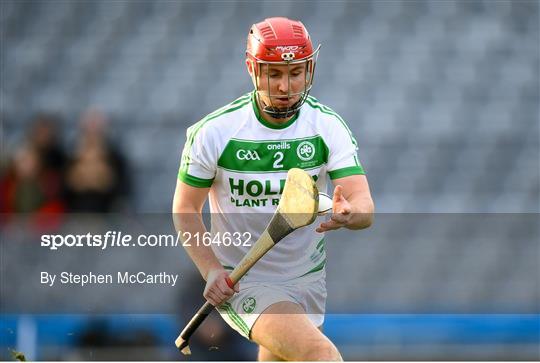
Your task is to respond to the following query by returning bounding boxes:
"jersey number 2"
[273,152,284,169]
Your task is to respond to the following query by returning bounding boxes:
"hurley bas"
[41,271,179,287]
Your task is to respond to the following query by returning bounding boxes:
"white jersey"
[178,92,364,282]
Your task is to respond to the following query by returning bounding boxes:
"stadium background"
[1,0,539,361]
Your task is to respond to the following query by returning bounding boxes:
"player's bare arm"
[316,174,374,233]
[172,179,238,306]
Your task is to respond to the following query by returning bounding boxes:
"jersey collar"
[251,91,299,130]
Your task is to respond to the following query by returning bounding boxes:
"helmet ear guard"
[246,58,258,77]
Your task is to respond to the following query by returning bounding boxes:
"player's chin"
[271,97,300,108]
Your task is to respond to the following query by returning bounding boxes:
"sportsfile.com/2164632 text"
[40,231,253,250]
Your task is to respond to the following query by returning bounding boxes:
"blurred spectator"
[27,113,67,175]
[0,113,67,215]
[64,108,130,212]
[2,145,44,213]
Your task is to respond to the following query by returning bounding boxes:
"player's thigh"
[251,301,339,361]
[258,345,284,362]
[257,324,324,361]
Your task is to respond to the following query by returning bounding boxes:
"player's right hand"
[204,268,239,306]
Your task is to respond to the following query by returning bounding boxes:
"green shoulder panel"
[305,96,358,147]
[178,94,251,179]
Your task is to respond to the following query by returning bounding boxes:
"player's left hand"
[316,185,352,233]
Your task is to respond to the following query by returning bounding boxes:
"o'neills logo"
[267,142,290,151]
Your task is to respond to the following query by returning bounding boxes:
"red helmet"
[246,17,321,119]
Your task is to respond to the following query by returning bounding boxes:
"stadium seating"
[2,0,537,213]
[1,0,538,360]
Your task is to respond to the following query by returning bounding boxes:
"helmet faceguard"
[246,17,321,119]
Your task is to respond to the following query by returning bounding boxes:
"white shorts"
[216,273,326,340]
